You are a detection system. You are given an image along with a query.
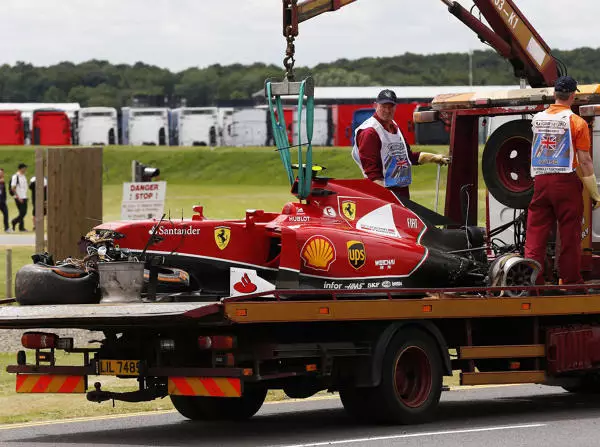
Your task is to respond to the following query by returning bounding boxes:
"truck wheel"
[369,328,443,424]
[562,375,600,394]
[170,384,267,421]
[339,385,374,421]
[482,119,533,209]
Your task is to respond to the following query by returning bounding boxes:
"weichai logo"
[301,236,336,271]
[347,240,366,270]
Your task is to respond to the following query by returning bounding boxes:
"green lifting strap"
[265,77,315,200]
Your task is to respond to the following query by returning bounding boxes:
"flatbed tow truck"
[2,0,600,426]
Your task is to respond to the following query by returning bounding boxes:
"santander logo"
[233,273,258,294]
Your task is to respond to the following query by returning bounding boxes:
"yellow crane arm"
[284,0,560,87]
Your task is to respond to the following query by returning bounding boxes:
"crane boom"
[298,0,358,23]
[443,0,559,87]
[284,0,357,38]
[284,0,560,87]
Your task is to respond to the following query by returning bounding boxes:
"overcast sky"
[0,1,597,72]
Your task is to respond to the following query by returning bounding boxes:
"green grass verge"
[0,144,457,185]
[0,246,33,300]
[1,143,485,222]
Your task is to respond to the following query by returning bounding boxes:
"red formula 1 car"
[95,177,488,296]
[15,167,540,305]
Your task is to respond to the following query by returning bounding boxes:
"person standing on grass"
[29,176,47,230]
[10,163,28,232]
[352,89,450,200]
[0,168,11,233]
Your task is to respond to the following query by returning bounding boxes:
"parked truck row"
[0,85,518,148]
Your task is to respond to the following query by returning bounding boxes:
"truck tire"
[367,328,443,424]
[482,119,533,209]
[339,385,375,421]
[562,375,600,394]
[282,377,323,399]
[170,384,267,421]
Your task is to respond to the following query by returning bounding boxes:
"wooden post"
[5,248,12,299]
[35,148,45,254]
[47,147,103,260]
[131,159,137,183]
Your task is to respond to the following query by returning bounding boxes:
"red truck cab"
[0,110,24,145]
[32,109,72,145]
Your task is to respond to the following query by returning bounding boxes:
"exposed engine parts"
[487,253,542,297]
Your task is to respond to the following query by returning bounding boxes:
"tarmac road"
[1,384,600,447]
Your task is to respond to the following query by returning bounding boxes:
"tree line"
[0,47,598,108]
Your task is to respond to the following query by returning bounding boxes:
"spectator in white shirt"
[29,176,47,230]
[10,163,28,232]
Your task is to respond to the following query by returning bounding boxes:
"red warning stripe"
[170,377,195,396]
[168,377,241,397]
[228,378,242,395]
[59,376,84,393]
[16,374,86,393]
[202,378,225,397]
[31,375,53,393]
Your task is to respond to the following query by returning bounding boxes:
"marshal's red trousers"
[524,172,583,285]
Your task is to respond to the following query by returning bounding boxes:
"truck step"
[459,344,545,359]
[461,370,546,386]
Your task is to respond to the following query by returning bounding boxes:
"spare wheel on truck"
[482,119,533,210]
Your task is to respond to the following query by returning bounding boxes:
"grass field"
[0,143,484,218]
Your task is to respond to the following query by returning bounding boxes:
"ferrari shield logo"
[342,201,356,221]
[214,226,231,250]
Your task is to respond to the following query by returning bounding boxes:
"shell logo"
[301,236,336,271]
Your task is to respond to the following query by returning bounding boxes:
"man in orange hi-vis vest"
[525,76,600,287]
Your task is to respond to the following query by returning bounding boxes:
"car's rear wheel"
[15,263,100,305]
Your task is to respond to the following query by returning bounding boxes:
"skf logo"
[214,226,231,250]
[347,240,366,270]
[301,236,336,271]
[342,200,356,221]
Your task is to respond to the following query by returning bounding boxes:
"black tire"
[562,375,600,394]
[282,377,323,399]
[170,384,267,421]
[482,119,533,209]
[15,264,101,305]
[339,385,375,421]
[368,328,443,424]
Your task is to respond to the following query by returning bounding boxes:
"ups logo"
[347,240,366,270]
